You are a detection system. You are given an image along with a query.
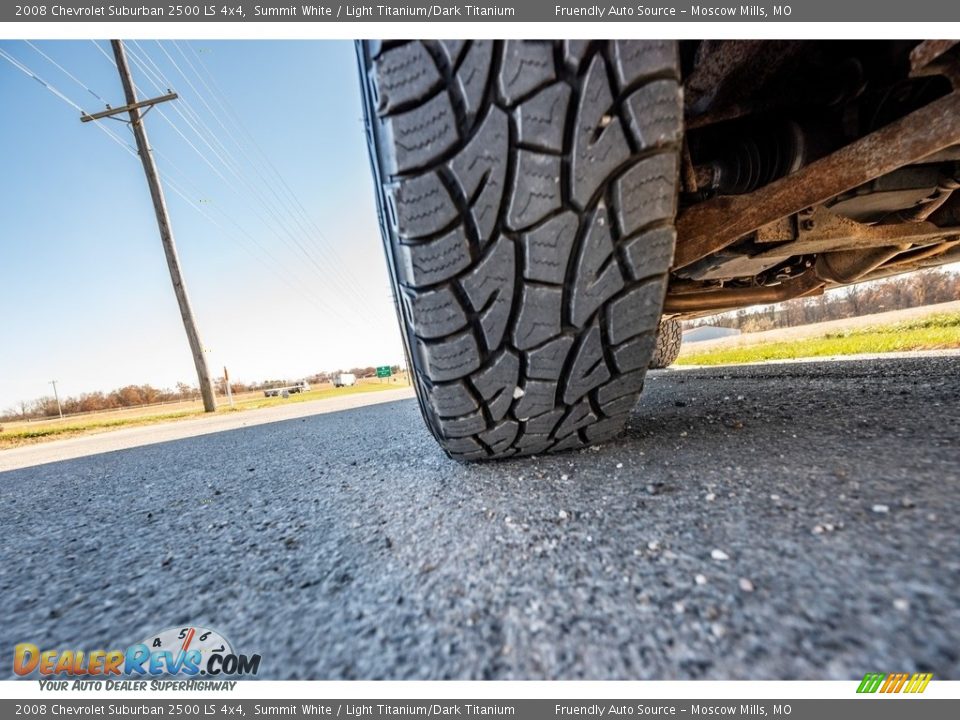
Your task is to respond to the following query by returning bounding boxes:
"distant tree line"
[685,268,959,334]
[2,383,201,422]
[2,365,405,422]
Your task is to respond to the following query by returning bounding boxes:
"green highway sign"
[376,366,392,378]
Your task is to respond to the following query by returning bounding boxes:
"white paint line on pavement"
[0,387,416,473]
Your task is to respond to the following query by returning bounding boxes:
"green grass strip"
[677,312,960,367]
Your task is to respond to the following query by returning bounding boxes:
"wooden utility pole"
[223,366,234,406]
[50,380,63,419]
[93,40,216,412]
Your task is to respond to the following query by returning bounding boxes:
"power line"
[4,42,397,335]
[2,45,365,329]
[122,41,386,325]
[174,41,375,294]
[90,39,117,68]
[159,174,364,321]
[0,46,138,157]
[117,44,396,326]
[108,43,385,322]
[154,42,370,299]
[24,40,106,102]
[0,46,85,112]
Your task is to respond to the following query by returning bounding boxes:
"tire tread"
[363,40,681,459]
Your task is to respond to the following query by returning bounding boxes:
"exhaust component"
[663,272,824,314]
[815,245,911,284]
[816,179,958,283]
[889,239,960,266]
[898,178,960,222]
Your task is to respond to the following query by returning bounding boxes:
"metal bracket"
[761,206,956,256]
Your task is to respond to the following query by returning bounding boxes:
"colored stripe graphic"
[857,672,933,693]
[906,673,934,693]
[857,673,886,693]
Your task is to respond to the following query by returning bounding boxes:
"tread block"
[524,409,563,435]
[373,42,442,115]
[614,153,679,236]
[479,419,519,454]
[555,399,596,439]
[551,433,587,452]
[499,41,556,106]
[456,41,494,122]
[513,380,557,420]
[512,284,562,351]
[398,225,471,287]
[460,235,515,349]
[428,381,479,417]
[601,395,637,418]
[583,415,628,443]
[562,320,611,404]
[437,40,467,66]
[383,92,458,174]
[507,150,563,230]
[525,335,574,380]
[606,276,667,345]
[571,55,631,208]
[514,433,554,454]
[624,79,682,152]
[570,206,625,327]
[450,448,489,461]
[448,107,508,245]
[437,409,487,438]
[623,226,676,281]
[515,83,572,153]
[612,332,657,372]
[417,330,481,381]
[472,349,520,421]
[612,41,679,89]
[404,285,467,339]
[389,172,457,238]
[597,369,645,405]
[563,40,591,71]
[444,436,483,453]
[521,211,579,285]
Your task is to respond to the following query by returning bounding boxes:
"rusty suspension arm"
[672,90,960,270]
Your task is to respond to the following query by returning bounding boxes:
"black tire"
[358,40,681,460]
[649,317,683,369]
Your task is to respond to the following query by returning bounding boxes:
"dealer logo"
[857,672,933,694]
[13,626,260,678]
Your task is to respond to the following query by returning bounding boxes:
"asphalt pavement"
[2,355,958,680]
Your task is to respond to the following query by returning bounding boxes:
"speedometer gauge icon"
[140,626,233,671]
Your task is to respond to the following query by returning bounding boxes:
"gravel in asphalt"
[2,356,958,679]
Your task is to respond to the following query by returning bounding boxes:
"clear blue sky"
[0,40,403,411]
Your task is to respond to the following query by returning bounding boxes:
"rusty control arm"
[673,90,960,270]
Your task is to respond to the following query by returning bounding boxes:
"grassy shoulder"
[676,311,960,367]
[0,381,405,449]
